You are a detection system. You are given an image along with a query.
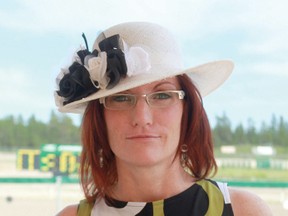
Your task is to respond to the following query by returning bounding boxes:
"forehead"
[125,77,180,92]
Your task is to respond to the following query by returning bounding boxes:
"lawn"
[215,167,288,182]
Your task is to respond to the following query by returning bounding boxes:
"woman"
[56,22,272,215]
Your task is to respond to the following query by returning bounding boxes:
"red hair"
[80,74,217,203]
[177,74,217,178]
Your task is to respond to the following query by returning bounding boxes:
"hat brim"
[58,60,234,113]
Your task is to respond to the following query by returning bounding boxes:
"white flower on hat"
[54,91,65,108]
[84,52,109,89]
[123,42,151,77]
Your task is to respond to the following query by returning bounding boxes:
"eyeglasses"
[99,90,185,110]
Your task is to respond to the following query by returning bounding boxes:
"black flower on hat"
[56,34,128,105]
[98,35,127,89]
[57,62,98,105]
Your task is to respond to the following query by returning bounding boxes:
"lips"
[126,134,161,140]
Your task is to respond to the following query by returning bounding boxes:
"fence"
[0,176,287,187]
[216,158,288,169]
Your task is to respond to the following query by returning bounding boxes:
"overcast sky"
[0,0,287,128]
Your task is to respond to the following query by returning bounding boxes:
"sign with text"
[17,144,82,175]
[17,149,40,170]
[40,144,81,175]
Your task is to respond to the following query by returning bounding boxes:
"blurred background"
[0,0,287,215]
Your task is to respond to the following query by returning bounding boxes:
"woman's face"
[104,77,184,168]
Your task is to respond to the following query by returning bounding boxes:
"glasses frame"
[99,90,185,110]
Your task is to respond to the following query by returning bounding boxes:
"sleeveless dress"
[77,179,234,216]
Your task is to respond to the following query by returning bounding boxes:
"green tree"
[213,113,233,146]
[276,116,288,146]
[14,115,29,148]
[0,116,16,149]
[246,118,258,144]
[233,123,246,145]
[259,122,273,145]
[0,112,287,151]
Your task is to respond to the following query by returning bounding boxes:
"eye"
[152,92,172,100]
[110,94,133,102]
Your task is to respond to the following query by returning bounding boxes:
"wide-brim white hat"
[55,22,234,113]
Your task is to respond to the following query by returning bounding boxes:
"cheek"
[171,106,184,139]
[171,113,183,141]
[165,105,183,127]
[158,105,183,142]
[104,109,124,127]
[104,111,126,143]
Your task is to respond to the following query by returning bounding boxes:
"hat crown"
[93,22,184,70]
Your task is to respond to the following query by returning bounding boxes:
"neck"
[110,157,195,202]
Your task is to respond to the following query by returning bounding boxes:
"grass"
[213,144,288,182]
[215,167,288,182]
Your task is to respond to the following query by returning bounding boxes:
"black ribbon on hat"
[57,33,128,105]
[99,35,127,89]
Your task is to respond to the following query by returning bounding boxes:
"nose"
[131,96,153,127]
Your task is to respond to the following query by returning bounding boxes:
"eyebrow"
[153,81,178,89]
[120,80,178,94]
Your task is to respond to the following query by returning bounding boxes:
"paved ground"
[0,183,83,215]
[1,182,287,215]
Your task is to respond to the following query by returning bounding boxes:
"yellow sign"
[17,149,40,170]
[17,144,81,174]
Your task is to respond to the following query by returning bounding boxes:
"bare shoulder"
[55,204,78,216]
[229,188,273,216]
